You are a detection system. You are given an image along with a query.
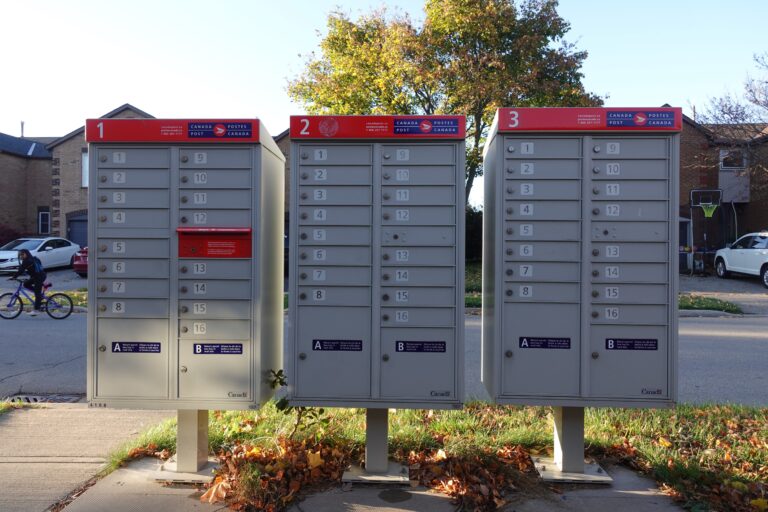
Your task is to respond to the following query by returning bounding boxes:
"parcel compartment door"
[295,306,371,399]
[380,328,455,401]
[500,304,580,397]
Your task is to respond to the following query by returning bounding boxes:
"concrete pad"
[509,465,682,511]
[289,486,457,512]
[65,458,220,511]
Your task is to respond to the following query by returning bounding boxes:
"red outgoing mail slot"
[177,228,252,258]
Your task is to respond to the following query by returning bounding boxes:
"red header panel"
[290,115,466,139]
[85,119,261,143]
[177,228,252,258]
[496,108,682,132]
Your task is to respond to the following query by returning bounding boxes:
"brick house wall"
[740,143,768,233]
[50,136,87,237]
[24,158,52,234]
[0,147,51,238]
[0,153,29,234]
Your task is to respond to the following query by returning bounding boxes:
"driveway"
[680,274,768,314]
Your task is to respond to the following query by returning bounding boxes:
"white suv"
[715,232,768,288]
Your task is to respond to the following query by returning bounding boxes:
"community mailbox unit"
[288,115,466,409]
[85,118,285,410]
[482,107,681,407]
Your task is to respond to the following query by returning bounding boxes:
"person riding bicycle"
[9,249,47,316]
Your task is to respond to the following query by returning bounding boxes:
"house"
[678,113,768,269]
[0,132,54,240]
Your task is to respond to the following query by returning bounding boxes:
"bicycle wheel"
[0,293,23,319]
[45,293,73,320]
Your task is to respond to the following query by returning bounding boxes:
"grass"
[115,402,767,511]
[465,260,481,293]
[679,293,743,314]
[0,401,20,416]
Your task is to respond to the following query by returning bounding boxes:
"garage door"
[67,215,88,247]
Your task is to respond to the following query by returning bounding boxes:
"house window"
[720,149,747,170]
[81,148,89,187]
[38,210,51,234]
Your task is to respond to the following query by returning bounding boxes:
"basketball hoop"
[699,203,719,218]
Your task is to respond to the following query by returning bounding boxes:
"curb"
[678,309,747,318]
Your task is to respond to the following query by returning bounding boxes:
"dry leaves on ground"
[407,445,536,511]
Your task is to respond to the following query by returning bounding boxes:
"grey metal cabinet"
[87,118,284,410]
[482,107,679,407]
[289,116,465,408]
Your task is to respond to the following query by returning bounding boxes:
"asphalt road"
[1,311,766,406]
[0,314,86,398]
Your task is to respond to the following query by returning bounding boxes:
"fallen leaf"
[658,437,672,448]
[307,450,324,469]
[751,498,768,511]
[200,480,230,504]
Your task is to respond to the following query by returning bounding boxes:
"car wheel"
[761,265,768,289]
[70,255,76,268]
[715,259,729,278]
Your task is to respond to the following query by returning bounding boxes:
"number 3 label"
[507,111,519,128]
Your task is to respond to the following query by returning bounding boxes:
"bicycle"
[0,278,73,320]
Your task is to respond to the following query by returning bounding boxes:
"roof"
[273,128,289,142]
[0,132,52,159]
[46,103,154,149]
[701,123,768,144]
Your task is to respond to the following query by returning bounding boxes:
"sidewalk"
[0,403,682,512]
[0,404,173,512]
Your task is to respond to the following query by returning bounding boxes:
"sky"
[2,0,766,205]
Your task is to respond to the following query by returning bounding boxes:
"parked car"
[73,247,88,277]
[715,232,768,288]
[0,237,81,273]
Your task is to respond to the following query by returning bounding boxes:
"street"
[1,311,766,406]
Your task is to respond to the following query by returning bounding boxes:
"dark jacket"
[12,255,46,281]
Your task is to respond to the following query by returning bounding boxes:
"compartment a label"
[193,343,243,355]
[606,338,658,351]
[312,339,363,351]
[519,337,571,349]
[395,341,446,353]
[111,342,161,353]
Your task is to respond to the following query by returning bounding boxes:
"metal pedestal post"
[156,409,216,483]
[533,407,612,484]
[342,408,409,483]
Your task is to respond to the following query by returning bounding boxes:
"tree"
[288,0,602,202]
[698,53,768,161]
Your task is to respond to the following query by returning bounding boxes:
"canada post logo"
[606,111,675,128]
[188,122,253,138]
[394,118,459,135]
